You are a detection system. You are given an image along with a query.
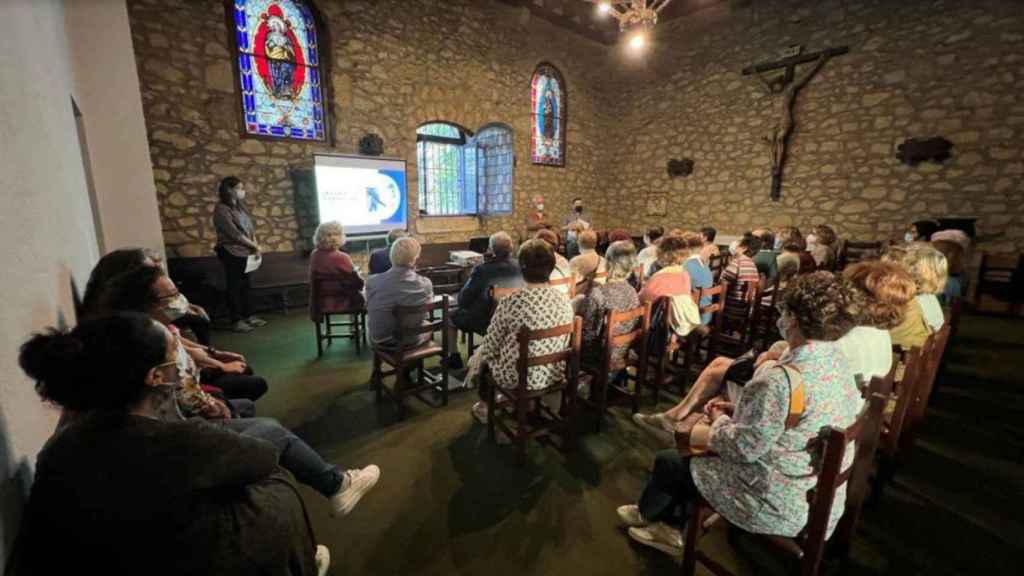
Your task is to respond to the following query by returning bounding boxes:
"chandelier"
[587,1,674,32]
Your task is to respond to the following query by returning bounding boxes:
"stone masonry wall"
[127,0,617,258]
[604,0,1024,253]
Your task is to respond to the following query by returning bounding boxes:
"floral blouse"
[691,340,860,538]
[481,286,575,391]
[577,280,640,367]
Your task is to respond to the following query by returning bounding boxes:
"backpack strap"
[777,363,806,430]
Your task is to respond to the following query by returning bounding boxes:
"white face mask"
[536,204,544,212]
[728,240,739,256]
[163,294,190,321]
[776,314,790,340]
[904,232,915,243]
[773,238,783,251]
[235,188,246,200]
[806,234,818,248]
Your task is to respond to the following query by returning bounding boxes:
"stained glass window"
[232,0,328,141]
[530,63,566,167]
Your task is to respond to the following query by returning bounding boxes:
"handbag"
[721,349,758,386]
[676,363,805,455]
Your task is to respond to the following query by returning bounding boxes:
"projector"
[449,250,484,267]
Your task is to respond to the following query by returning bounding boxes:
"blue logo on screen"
[377,169,407,226]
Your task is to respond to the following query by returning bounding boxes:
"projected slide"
[313,154,408,236]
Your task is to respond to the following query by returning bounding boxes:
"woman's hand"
[212,349,245,363]
[706,399,735,422]
[220,361,247,374]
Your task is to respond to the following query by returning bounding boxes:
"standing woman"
[214,176,265,333]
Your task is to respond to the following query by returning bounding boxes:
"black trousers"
[216,247,252,322]
[202,366,269,401]
[638,449,702,524]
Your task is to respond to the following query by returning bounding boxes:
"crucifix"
[743,45,849,201]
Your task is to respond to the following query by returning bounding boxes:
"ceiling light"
[629,32,646,49]
[597,2,612,14]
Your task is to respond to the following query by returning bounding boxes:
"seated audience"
[577,240,641,367]
[81,247,211,345]
[882,246,935,349]
[720,233,761,304]
[637,226,663,272]
[807,224,838,270]
[906,219,940,242]
[840,261,916,381]
[638,234,692,305]
[776,226,816,281]
[471,239,575,420]
[931,237,966,304]
[681,232,713,324]
[608,229,633,244]
[570,230,607,288]
[535,228,571,281]
[309,221,365,323]
[14,313,330,576]
[526,195,553,233]
[366,236,435,348]
[369,229,407,275]
[619,273,860,556]
[898,242,949,332]
[753,229,778,281]
[453,232,524,336]
[699,226,719,264]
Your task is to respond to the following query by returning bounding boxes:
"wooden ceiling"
[496,0,729,45]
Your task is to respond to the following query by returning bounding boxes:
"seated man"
[570,230,607,295]
[753,229,779,281]
[368,229,407,275]
[452,231,524,336]
[366,237,435,349]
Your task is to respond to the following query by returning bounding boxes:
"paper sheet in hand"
[245,254,262,274]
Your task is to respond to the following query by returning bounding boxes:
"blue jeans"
[638,449,701,524]
[220,417,344,498]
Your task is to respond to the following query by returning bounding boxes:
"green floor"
[216,313,1024,575]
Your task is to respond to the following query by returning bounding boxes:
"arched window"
[416,121,514,216]
[530,63,566,167]
[230,0,329,142]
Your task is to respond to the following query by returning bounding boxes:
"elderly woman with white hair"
[308,221,365,324]
[576,240,641,368]
[366,236,435,348]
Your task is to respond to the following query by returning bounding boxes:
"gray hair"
[605,240,637,281]
[313,221,345,250]
[489,231,514,258]
[390,236,421,267]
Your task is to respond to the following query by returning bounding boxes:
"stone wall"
[603,0,1024,253]
[127,0,617,258]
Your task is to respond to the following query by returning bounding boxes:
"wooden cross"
[742,46,849,201]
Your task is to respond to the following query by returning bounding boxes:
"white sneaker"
[616,504,648,527]
[330,465,380,517]
[632,412,675,446]
[471,401,489,424]
[628,522,684,557]
[315,545,330,576]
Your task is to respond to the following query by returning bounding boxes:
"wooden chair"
[312,277,366,357]
[905,323,952,440]
[747,273,783,351]
[417,264,464,298]
[484,317,583,464]
[579,302,651,430]
[836,240,883,270]
[707,278,759,359]
[371,296,450,419]
[709,252,729,283]
[873,339,930,497]
[549,273,577,298]
[681,372,894,576]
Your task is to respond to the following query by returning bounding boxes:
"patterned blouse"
[481,286,575,391]
[691,340,860,538]
[577,280,640,367]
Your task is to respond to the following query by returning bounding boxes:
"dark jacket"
[452,257,525,335]
[10,412,317,576]
[368,247,392,275]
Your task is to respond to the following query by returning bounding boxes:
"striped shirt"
[721,254,759,303]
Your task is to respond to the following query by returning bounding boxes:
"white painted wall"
[0,0,160,565]
[66,0,164,256]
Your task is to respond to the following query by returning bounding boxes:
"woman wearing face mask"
[13,313,331,576]
[620,273,860,557]
[214,176,265,333]
[526,195,553,233]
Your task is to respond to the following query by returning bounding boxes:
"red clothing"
[639,265,692,304]
[308,249,365,321]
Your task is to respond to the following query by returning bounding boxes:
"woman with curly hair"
[619,272,860,556]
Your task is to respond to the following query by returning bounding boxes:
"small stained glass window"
[232,0,328,142]
[530,63,566,167]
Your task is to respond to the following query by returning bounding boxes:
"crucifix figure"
[743,46,849,201]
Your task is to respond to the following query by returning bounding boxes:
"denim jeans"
[638,449,701,524]
[219,417,344,498]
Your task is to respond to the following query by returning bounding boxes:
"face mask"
[773,238,783,251]
[806,234,818,248]
[904,232,914,243]
[536,204,544,212]
[163,294,190,321]
[728,240,739,256]
[776,314,790,340]
[235,188,246,200]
